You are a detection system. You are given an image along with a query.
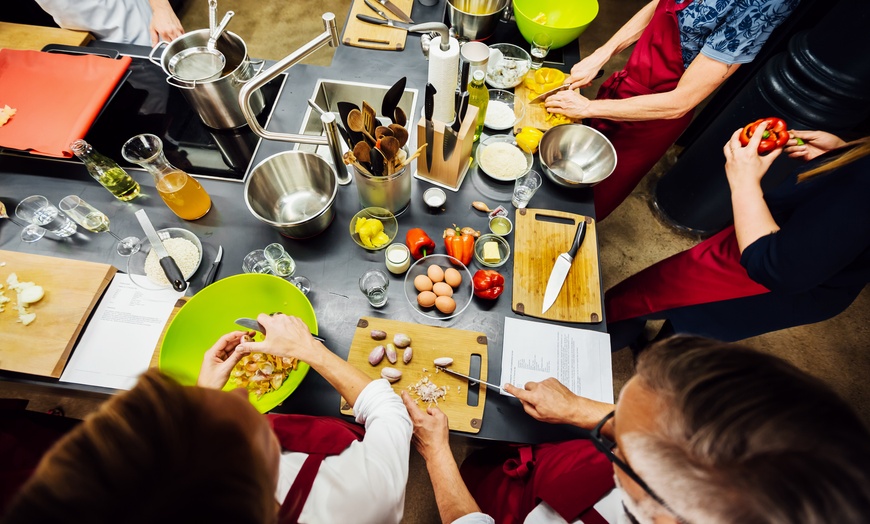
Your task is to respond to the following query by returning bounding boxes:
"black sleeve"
[740,171,870,293]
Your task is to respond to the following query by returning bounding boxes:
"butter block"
[483,241,501,263]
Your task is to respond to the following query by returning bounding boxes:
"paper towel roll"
[428,35,460,124]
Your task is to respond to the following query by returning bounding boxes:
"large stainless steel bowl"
[539,124,617,188]
[447,0,510,41]
[244,151,337,238]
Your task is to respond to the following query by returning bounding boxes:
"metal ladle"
[168,10,234,82]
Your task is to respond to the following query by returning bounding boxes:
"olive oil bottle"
[70,139,140,201]
[467,70,489,142]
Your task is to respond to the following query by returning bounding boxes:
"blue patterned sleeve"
[701,0,800,65]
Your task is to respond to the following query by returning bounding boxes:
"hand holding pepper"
[472,270,505,300]
[406,228,436,260]
[739,117,789,154]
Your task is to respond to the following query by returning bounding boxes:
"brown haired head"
[3,369,277,524]
[627,336,870,524]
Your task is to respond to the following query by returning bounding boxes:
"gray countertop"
[0,9,600,443]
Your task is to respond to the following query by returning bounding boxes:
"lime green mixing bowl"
[513,0,599,50]
[159,273,316,413]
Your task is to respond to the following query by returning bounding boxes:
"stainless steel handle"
[148,40,169,67]
[165,75,196,89]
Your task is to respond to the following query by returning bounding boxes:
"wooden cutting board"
[0,250,116,377]
[342,0,413,51]
[342,317,488,433]
[513,71,556,133]
[0,22,92,52]
[511,209,602,323]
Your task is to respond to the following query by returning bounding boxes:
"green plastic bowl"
[159,273,316,413]
[513,0,599,50]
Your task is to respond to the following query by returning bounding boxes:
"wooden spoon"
[394,106,407,127]
[379,136,400,163]
[347,109,376,144]
[375,126,393,140]
[388,124,409,148]
[353,140,371,164]
[401,144,427,167]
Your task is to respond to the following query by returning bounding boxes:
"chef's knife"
[443,125,458,162]
[424,82,435,171]
[452,92,468,133]
[203,245,222,287]
[356,14,414,30]
[436,366,501,391]
[530,70,605,104]
[381,76,406,125]
[134,209,187,292]
[375,0,414,23]
[234,317,325,343]
[541,220,587,314]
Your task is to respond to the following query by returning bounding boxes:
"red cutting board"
[0,49,131,157]
[0,251,116,377]
[511,209,602,323]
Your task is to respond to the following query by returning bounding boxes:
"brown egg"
[444,267,462,288]
[432,282,453,297]
[427,264,445,283]
[435,295,456,314]
[414,274,433,292]
[417,291,437,308]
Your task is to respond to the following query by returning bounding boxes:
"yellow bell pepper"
[516,127,544,154]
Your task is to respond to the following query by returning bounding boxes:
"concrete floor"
[4,1,868,522]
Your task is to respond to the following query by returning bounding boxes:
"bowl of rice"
[477,134,533,182]
[484,90,523,131]
[486,43,532,89]
[127,227,202,291]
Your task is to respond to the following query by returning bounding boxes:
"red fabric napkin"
[0,49,132,158]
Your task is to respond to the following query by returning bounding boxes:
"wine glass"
[1,200,45,242]
[58,195,141,256]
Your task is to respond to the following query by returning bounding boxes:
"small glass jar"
[384,243,411,274]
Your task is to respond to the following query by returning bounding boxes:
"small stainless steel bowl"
[244,151,338,239]
[539,124,617,188]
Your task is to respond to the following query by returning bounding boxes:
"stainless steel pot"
[244,151,338,238]
[447,0,510,41]
[150,29,264,129]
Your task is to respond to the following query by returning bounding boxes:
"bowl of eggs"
[403,254,473,321]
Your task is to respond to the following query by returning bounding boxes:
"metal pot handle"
[148,40,169,67]
[166,75,196,90]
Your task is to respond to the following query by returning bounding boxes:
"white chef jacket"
[34,0,153,46]
[453,488,629,524]
[275,379,413,524]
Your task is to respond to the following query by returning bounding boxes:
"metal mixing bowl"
[244,151,338,238]
[539,124,617,188]
[447,0,511,41]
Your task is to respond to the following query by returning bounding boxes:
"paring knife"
[530,70,605,104]
[436,366,501,391]
[234,317,325,343]
[203,245,222,287]
[424,82,435,171]
[541,220,587,314]
[134,209,187,292]
[375,0,414,23]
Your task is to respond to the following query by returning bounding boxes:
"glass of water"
[15,195,77,238]
[530,33,553,70]
[242,249,275,274]
[359,269,389,308]
[58,195,141,256]
[512,170,542,208]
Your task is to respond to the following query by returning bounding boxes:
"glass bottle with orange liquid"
[121,134,212,220]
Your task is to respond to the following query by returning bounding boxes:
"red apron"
[267,414,365,524]
[587,0,695,221]
[459,440,615,524]
[606,226,770,322]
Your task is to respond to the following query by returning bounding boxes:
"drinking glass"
[58,195,141,256]
[512,170,542,209]
[263,243,296,277]
[530,33,553,70]
[15,195,77,238]
[359,269,389,308]
[242,249,274,274]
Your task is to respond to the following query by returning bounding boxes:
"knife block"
[415,104,478,190]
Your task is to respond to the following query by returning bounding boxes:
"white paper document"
[60,274,181,390]
[500,317,613,404]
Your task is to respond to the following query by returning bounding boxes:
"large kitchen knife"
[530,70,605,104]
[436,366,501,391]
[375,0,414,23]
[134,209,187,292]
[424,82,435,172]
[541,220,587,314]
[443,124,458,161]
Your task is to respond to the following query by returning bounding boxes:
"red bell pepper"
[739,117,789,153]
[406,228,436,260]
[472,269,505,300]
[443,225,476,266]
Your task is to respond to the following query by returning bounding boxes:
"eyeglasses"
[589,411,689,524]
